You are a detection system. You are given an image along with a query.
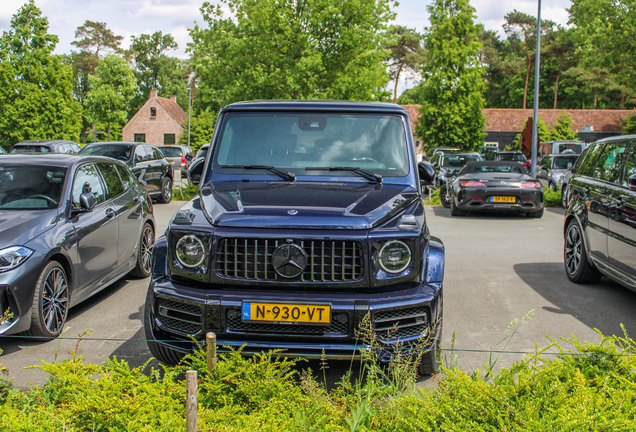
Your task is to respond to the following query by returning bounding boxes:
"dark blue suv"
[144,101,444,374]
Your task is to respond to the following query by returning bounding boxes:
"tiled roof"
[401,105,634,133]
[157,97,187,127]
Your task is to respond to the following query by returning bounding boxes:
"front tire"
[450,196,466,216]
[158,177,172,204]
[24,261,69,339]
[439,185,451,208]
[131,223,154,278]
[564,218,602,283]
[144,285,185,365]
[418,331,441,376]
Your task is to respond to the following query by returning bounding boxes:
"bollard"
[206,332,217,371]
[186,370,198,432]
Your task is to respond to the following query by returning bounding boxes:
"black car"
[428,152,482,207]
[495,151,531,169]
[0,154,155,338]
[564,135,636,289]
[447,161,544,217]
[145,100,444,375]
[80,142,174,203]
[11,140,81,154]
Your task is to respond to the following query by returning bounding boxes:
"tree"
[620,113,636,135]
[178,109,218,153]
[385,26,425,103]
[71,20,124,75]
[85,55,136,141]
[396,86,423,104]
[188,0,395,112]
[550,113,578,141]
[0,1,82,149]
[415,0,486,151]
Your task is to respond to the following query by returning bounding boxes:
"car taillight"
[520,182,541,188]
[522,162,531,167]
[461,181,486,187]
[181,156,187,164]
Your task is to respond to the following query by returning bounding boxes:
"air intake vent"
[156,298,202,336]
[374,305,429,342]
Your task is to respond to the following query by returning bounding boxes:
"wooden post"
[206,332,217,371]
[186,370,197,432]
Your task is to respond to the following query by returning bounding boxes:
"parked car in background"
[157,145,194,173]
[537,153,580,191]
[561,146,590,208]
[495,151,531,169]
[479,146,499,160]
[428,152,483,207]
[0,154,155,339]
[425,147,459,160]
[447,161,544,218]
[564,135,636,290]
[11,140,80,154]
[539,140,586,158]
[146,100,444,376]
[0,147,6,154]
[79,142,173,203]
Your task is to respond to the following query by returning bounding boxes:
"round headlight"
[378,240,411,274]
[175,235,206,268]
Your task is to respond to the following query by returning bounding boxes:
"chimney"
[150,89,158,99]
[170,95,177,103]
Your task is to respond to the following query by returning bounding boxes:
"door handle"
[105,208,115,218]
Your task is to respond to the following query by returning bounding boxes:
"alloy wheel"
[564,223,582,276]
[41,267,69,334]
[163,179,172,201]
[141,225,154,274]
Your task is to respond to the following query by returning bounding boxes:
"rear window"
[498,153,527,162]
[558,143,583,154]
[474,165,523,174]
[158,147,183,157]
[12,146,51,153]
[80,145,133,162]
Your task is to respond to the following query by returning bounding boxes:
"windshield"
[558,143,583,153]
[158,147,183,157]
[474,165,523,174]
[441,154,482,168]
[80,144,133,162]
[212,112,409,178]
[553,156,578,170]
[0,165,66,209]
[12,145,51,153]
[498,153,527,162]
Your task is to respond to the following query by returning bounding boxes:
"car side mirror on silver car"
[629,174,636,192]
[80,192,96,211]
[188,158,205,185]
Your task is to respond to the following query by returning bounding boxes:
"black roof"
[0,153,124,168]
[221,100,408,114]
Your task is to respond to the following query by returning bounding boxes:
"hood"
[0,209,59,247]
[199,181,418,229]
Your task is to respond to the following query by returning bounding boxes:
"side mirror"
[418,161,435,185]
[188,158,205,185]
[80,192,96,211]
[629,174,636,192]
[134,155,143,164]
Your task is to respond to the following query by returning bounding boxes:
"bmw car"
[0,154,155,339]
[447,161,544,218]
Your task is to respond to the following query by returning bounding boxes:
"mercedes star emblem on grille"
[272,244,308,278]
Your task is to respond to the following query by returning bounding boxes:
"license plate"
[242,302,331,324]
[492,196,516,203]
[169,161,174,164]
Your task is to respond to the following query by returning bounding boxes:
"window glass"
[134,146,146,163]
[11,145,51,153]
[164,134,176,145]
[474,165,523,174]
[134,134,146,143]
[0,165,66,209]
[80,144,133,162]
[552,156,578,170]
[153,148,164,160]
[577,143,604,177]
[96,163,124,198]
[441,154,481,168]
[623,143,636,188]
[594,141,628,184]
[72,164,106,208]
[150,107,156,117]
[158,146,183,157]
[497,153,527,162]
[114,164,132,189]
[539,156,550,168]
[144,146,156,161]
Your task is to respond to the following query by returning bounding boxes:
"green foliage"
[85,55,136,141]
[188,0,395,112]
[415,0,486,151]
[550,113,578,141]
[178,109,217,153]
[385,25,425,103]
[544,187,562,207]
[396,85,423,105]
[620,113,636,135]
[0,0,82,149]
[173,183,199,201]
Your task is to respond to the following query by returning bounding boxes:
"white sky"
[0,0,572,94]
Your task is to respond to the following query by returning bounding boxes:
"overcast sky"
[0,0,573,93]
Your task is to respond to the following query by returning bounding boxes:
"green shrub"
[173,183,199,201]
[544,187,562,207]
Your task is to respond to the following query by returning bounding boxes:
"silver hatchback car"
[537,153,580,191]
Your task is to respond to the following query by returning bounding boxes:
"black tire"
[143,285,185,365]
[439,185,451,208]
[564,218,602,284]
[131,223,154,278]
[450,196,465,216]
[24,261,69,339]
[418,332,441,376]
[158,177,172,204]
[526,207,544,218]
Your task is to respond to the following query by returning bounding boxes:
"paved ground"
[3,202,636,389]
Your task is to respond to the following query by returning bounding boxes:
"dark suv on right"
[564,135,636,290]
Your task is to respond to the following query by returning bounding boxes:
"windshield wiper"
[305,166,382,183]
[221,165,296,181]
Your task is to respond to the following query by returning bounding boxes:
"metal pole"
[530,0,542,177]
[187,87,192,148]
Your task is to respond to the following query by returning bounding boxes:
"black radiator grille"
[226,310,348,336]
[216,238,364,282]
[374,306,429,342]
[156,298,202,335]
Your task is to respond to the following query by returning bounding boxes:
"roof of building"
[157,97,187,127]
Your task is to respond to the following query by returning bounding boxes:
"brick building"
[122,90,187,146]
[400,105,633,150]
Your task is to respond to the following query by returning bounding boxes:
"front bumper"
[147,276,443,361]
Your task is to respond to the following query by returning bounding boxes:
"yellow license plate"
[242,302,331,324]
[493,196,516,203]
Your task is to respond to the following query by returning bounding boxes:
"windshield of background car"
[441,154,481,168]
[552,156,578,169]
[158,147,183,157]
[0,165,66,209]
[473,165,523,174]
[211,112,409,178]
[558,143,583,153]
[499,153,527,162]
[80,145,133,162]
[11,146,51,153]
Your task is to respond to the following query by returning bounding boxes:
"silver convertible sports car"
[447,161,544,218]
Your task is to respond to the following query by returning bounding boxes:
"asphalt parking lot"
[3,202,636,389]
